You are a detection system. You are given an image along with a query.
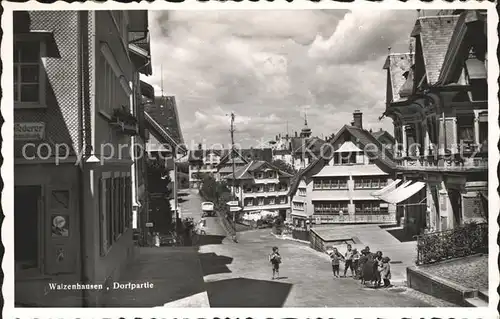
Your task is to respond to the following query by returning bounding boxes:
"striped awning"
[380,181,426,205]
[371,179,401,197]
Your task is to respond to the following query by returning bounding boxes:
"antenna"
[304,110,308,126]
[161,64,164,97]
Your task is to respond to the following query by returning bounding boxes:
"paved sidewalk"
[102,246,209,307]
[198,229,441,307]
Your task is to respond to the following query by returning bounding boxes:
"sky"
[142,10,421,149]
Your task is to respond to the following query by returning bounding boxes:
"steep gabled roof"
[144,96,184,147]
[344,126,396,170]
[371,130,395,145]
[144,111,187,154]
[411,15,461,85]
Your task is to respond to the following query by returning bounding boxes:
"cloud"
[142,10,416,148]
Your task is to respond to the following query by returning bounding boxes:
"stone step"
[464,297,488,307]
[478,290,489,303]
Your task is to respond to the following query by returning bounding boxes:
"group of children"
[328,244,392,288]
[268,244,392,288]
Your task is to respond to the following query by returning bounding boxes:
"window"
[298,187,307,196]
[258,185,264,193]
[269,184,275,192]
[339,152,357,165]
[258,197,265,206]
[313,201,348,215]
[479,118,488,152]
[457,114,475,152]
[354,201,388,215]
[245,199,254,206]
[100,174,132,255]
[14,40,45,106]
[280,196,287,204]
[269,197,275,205]
[353,177,387,189]
[293,201,304,210]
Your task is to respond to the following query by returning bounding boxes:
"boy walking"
[269,246,282,280]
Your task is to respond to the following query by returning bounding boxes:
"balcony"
[253,178,280,184]
[397,155,488,172]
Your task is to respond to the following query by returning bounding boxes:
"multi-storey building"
[289,118,327,171]
[13,10,151,306]
[288,112,398,227]
[269,134,293,166]
[224,161,293,220]
[381,10,488,235]
[188,147,226,188]
[144,95,187,232]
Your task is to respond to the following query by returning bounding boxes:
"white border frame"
[2,2,498,318]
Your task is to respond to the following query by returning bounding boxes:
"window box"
[109,106,138,135]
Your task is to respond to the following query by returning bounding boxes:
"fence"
[415,222,488,265]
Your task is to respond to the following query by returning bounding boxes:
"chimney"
[379,128,383,132]
[353,110,363,129]
[198,143,202,150]
[295,131,298,138]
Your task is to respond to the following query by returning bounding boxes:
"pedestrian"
[380,256,392,287]
[269,246,282,280]
[329,247,344,278]
[373,251,383,287]
[358,249,369,285]
[352,248,360,279]
[343,244,355,278]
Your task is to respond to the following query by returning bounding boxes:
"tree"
[271,159,297,175]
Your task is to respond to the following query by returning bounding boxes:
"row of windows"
[243,184,288,193]
[313,201,389,215]
[99,176,132,256]
[244,196,288,206]
[353,177,387,189]
[254,171,278,179]
[298,187,307,196]
[293,202,305,210]
[313,178,348,190]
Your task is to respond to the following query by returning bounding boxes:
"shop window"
[14,40,46,107]
[15,185,41,270]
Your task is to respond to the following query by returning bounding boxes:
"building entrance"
[15,185,41,270]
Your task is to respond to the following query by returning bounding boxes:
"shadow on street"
[385,228,416,243]
[196,234,226,246]
[206,277,293,307]
[198,252,233,276]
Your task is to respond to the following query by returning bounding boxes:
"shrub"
[416,221,488,265]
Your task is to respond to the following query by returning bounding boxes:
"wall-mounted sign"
[51,215,69,237]
[145,222,154,227]
[14,122,45,140]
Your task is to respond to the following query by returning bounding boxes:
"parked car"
[159,232,177,246]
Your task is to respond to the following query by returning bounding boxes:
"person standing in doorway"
[343,244,355,278]
[269,246,282,280]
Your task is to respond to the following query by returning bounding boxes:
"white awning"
[371,179,401,197]
[379,180,412,202]
[382,181,426,204]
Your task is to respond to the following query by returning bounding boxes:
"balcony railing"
[397,154,487,172]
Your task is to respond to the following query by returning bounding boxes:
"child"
[380,256,392,287]
[343,244,355,278]
[374,251,383,287]
[352,248,360,279]
[358,249,369,285]
[269,246,282,280]
[329,247,344,278]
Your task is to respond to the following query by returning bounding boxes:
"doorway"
[15,185,42,270]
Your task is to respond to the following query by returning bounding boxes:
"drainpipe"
[78,10,90,307]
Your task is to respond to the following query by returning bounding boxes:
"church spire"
[300,110,312,138]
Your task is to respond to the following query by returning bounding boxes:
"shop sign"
[14,122,45,140]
